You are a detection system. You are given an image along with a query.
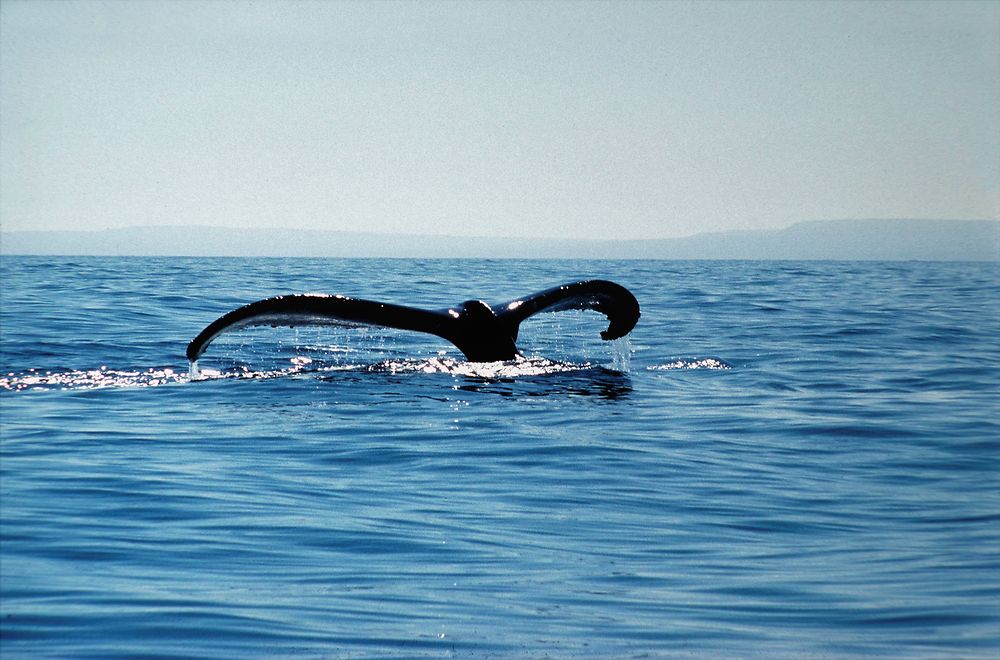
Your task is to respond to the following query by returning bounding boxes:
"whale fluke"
[186,280,639,364]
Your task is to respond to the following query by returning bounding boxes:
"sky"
[1,0,997,241]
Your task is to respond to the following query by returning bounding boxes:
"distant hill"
[632,219,1000,261]
[1,219,997,261]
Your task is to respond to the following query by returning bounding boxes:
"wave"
[647,358,731,370]
[0,366,188,392]
[1,355,618,393]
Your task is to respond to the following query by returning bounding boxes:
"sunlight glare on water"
[1,366,188,391]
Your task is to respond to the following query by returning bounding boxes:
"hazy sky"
[1,0,997,240]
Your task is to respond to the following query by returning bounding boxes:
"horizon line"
[2,217,998,243]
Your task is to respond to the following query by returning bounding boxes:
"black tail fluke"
[185,294,452,363]
[496,280,641,343]
[187,280,640,364]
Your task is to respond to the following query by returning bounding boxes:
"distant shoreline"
[2,219,998,261]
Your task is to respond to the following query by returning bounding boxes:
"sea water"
[1,257,998,657]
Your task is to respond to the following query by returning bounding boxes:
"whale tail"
[186,280,640,364]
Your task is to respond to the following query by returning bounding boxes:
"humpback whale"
[187,280,639,364]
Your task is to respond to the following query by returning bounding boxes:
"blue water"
[1,257,998,658]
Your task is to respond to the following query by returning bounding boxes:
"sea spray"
[609,336,633,373]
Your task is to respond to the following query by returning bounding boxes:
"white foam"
[647,358,731,370]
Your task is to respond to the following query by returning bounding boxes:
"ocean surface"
[1,256,998,658]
